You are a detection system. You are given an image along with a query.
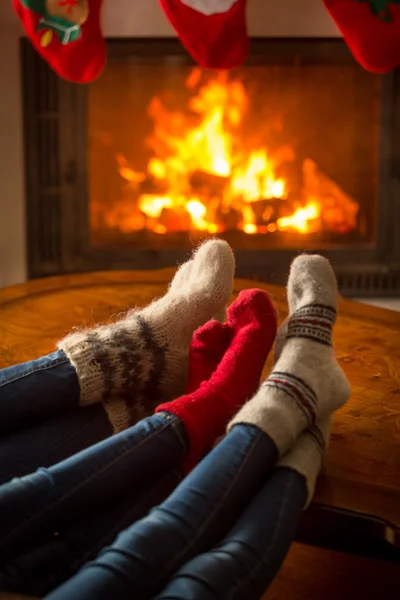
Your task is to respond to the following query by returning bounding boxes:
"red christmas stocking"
[13,0,106,83]
[324,0,400,73]
[159,0,250,69]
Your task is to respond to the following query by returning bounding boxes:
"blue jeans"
[44,425,306,600]
[0,355,307,599]
[0,413,188,596]
[154,469,306,600]
[0,351,112,484]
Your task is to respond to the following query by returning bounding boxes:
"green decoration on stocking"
[356,0,400,22]
[21,0,82,45]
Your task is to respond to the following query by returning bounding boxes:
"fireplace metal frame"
[21,38,400,295]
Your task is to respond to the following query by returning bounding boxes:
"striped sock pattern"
[277,416,331,507]
[287,304,336,347]
[304,424,326,458]
[228,255,351,460]
[263,371,317,426]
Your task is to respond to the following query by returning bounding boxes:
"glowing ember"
[104,68,359,237]
[277,202,321,234]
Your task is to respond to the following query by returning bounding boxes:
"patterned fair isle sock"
[58,240,235,432]
[277,416,332,507]
[157,289,278,463]
[228,254,351,456]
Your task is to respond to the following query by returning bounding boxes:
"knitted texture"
[159,0,249,69]
[58,240,234,432]
[324,0,400,73]
[157,288,278,462]
[178,317,232,472]
[228,255,351,456]
[278,416,332,507]
[185,319,231,395]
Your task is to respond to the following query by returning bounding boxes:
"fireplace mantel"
[101,0,340,38]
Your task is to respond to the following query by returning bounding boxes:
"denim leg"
[0,412,187,562]
[45,424,278,600]
[154,468,307,600]
[0,351,80,435]
[0,469,184,598]
[0,404,112,485]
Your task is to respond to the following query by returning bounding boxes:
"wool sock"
[58,239,235,432]
[159,0,249,69]
[185,319,231,395]
[278,416,332,507]
[13,0,105,83]
[228,255,351,456]
[181,318,231,471]
[156,288,278,462]
[324,0,400,73]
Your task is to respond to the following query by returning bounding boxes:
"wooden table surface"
[1,270,400,551]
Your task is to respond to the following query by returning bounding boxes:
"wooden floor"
[264,543,400,599]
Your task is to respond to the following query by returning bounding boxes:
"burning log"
[215,206,242,231]
[189,170,229,196]
[302,159,359,232]
[138,175,169,196]
[158,207,192,231]
[249,198,283,225]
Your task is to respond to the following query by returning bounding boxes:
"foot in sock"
[228,254,351,456]
[185,319,231,395]
[278,416,332,507]
[156,288,278,463]
[58,240,235,432]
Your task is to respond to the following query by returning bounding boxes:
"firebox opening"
[88,55,379,251]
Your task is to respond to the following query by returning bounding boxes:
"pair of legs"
[0,240,238,484]
[0,350,112,485]
[0,410,306,599]
[0,249,351,599]
[43,253,350,600]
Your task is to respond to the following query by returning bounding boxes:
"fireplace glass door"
[87,44,380,251]
[22,38,400,296]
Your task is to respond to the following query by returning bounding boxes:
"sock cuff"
[278,418,331,507]
[287,304,336,347]
[58,314,162,411]
[58,330,108,406]
[156,384,224,461]
[227,385,309,456]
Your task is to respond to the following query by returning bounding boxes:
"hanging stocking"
[13,0,106,83]
[324,0,400,73]
[159,0,250,69]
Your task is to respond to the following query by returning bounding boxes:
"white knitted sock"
[59,239,235,431]
[228,254,350,455]
[278,416,332,507]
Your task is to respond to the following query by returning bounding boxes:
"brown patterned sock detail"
[58,239,235,432]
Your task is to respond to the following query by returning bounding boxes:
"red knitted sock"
[156,289,278,462]
[13,0,105,83]
[324,0,400,73]
[185,319,231,395]
[159,0,249,69]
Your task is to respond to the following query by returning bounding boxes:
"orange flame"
[110,68,358,236]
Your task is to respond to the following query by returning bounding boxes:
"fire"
[109,68,359,237]
[277,202,321,234]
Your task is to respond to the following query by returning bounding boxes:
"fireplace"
[22,39,400,296]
